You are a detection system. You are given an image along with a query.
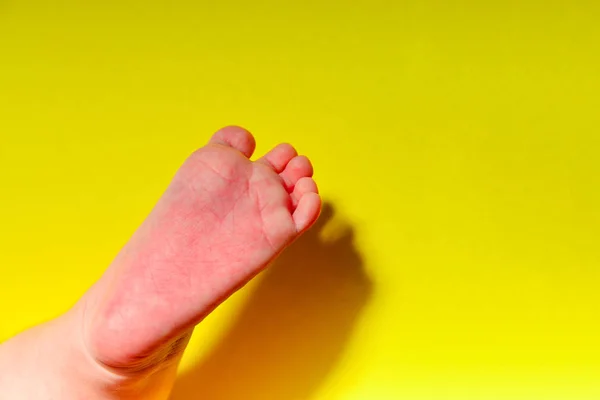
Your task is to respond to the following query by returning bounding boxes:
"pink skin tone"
[0,126,321,399]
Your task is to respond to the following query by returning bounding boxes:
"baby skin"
[0,126,321,399]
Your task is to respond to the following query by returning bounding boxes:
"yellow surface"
[1,1,600,399]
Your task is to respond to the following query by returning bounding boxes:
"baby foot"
[81,126,321,377]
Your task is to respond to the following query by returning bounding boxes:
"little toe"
[209,126,256,158]
[293,192,321,233]
[291,177,319,208]
[280,156,314,192]
[256,143,298,173]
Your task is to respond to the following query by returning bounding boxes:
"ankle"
[75,296,192,398]
[0,306,177,400]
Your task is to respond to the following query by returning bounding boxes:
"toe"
[280,156,314,192]
[293,192,321,233]
[256,143,298,172]
[291,177,319,208]
[209,126,256,158]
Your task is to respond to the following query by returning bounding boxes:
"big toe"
[209,126,256,158]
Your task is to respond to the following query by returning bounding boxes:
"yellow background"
[1,1,600,399]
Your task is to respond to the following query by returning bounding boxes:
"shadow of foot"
[169,203,373,400]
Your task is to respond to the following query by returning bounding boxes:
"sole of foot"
[79,126,321,381]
